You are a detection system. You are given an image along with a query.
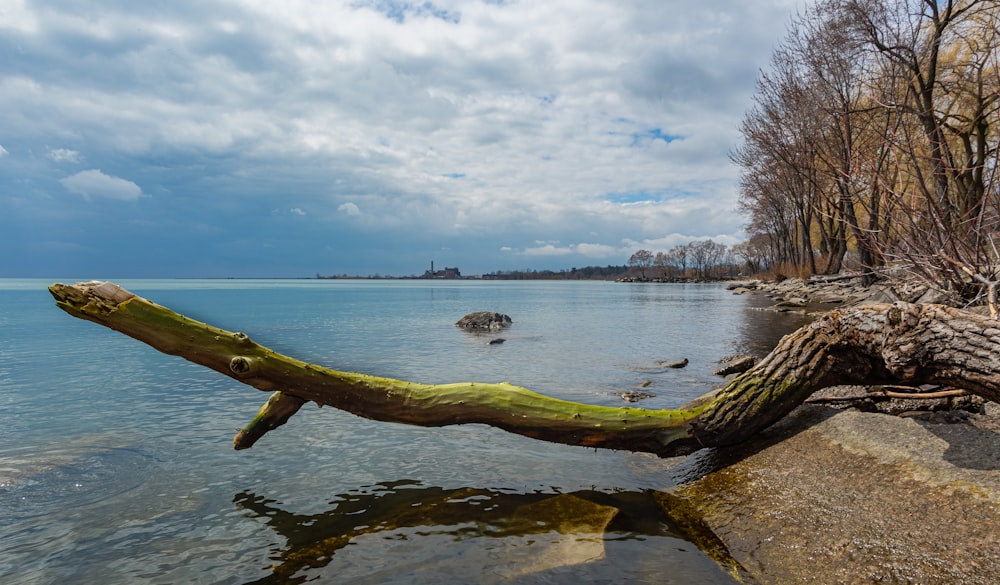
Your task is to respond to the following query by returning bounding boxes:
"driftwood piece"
[48,281,1000,457]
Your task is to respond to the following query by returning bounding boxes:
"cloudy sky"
[1,0,803,278]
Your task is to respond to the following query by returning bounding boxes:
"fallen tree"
[48,281,1000,457]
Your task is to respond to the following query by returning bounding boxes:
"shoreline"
[674,273,1000,583]
[670,402,1000,584]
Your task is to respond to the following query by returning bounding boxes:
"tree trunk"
[48,281,1000,457]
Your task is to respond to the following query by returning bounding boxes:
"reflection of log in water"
[233,482,743,584]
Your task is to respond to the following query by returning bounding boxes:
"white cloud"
[290,207,306,216]
[60,169,144,201]
[521,241,625,258]
[338,202,361,216]
[523,244,574,257]
[47,148,81,163]
[573,243,623,258]
[1,0,807,275]
[0,145,7,157]
[0,0,38,34]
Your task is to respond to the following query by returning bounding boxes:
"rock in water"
[620,390,655,403]
[714,354,757,376]
[456,311,512,331]
[658,358,689,369]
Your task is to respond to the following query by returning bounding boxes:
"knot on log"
[230,356,256,376]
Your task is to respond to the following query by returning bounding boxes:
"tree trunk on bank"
[48,281,1000,457]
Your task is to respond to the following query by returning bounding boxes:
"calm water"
[0,279,808,584]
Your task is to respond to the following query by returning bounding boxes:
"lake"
[0,279,809,584]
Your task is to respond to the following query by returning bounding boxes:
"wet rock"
[769,304,807,313]
[658,358,689,369]
[713,354,757,376]
[488,338,506,345]
[620,390,655,403]
[812,294,849,304]
[774,297,807,308]
[456,311,512,331]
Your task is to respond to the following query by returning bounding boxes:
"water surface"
[0,279,806,584]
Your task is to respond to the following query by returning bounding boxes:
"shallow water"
[0,279,806,584]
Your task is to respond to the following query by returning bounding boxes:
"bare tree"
[846,0,1000,297]
[737,0,1000,300]
[665,245,690,278]
[653,251,672,278]
[688,240,728,279]
[742,236,777,275]
[628,249,654,280]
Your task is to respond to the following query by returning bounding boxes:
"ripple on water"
[0,443,153,521]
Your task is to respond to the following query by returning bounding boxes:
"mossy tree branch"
[49,281,1000,457]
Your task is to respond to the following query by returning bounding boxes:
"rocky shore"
[675,274,1000,584]
[729,272,987,315]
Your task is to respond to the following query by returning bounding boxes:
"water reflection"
[732,293,816,357]
[2,281,825,584]
[234,481,742,584]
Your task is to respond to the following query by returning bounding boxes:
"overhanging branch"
[49,281,1000,457]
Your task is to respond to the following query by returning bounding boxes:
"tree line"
[734,0,999,301]
[627,240,743,280]
[481,265,630,280]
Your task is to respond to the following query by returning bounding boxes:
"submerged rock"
[456,311,512,331]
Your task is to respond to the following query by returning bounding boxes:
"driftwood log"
[48,281,1000,457]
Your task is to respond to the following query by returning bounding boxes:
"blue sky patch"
[605,187,697,204]
[631,128,683,147]
[605,191,661,204]
[353,1,460,24]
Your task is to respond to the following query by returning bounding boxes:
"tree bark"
[48,281,1000,457]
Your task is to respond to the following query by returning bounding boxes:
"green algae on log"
[49,281,1000,456]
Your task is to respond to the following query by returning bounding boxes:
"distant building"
[422,260,461,279]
